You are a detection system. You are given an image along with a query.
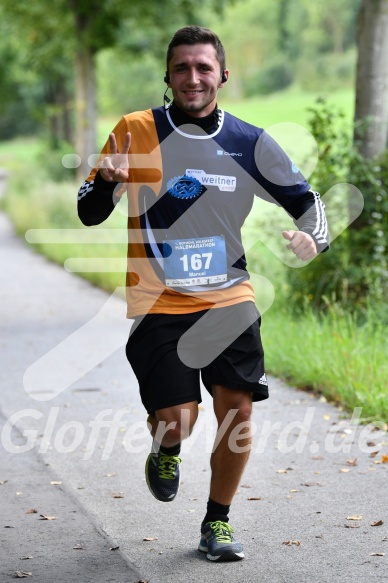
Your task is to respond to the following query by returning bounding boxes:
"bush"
[36,139,76,182]
[244,59,294,96]
[97,49,162,116]
[286,98,388,317]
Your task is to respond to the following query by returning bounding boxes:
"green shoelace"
[158,454,181,480]
[207,521,234,543]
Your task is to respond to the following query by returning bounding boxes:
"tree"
[2,0,235,179]
[69,0,235,179]
[0,3,73,143]
[354,0,388,159]
[349,0,388,275]
[286,0,388,312]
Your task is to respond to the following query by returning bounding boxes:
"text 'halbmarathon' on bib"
[163,235,227,287]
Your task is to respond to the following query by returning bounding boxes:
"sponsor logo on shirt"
[186,169,237,192]
[166,175,204,199]
[216,149,243,157]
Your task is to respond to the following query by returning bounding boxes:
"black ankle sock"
[203,498,230,525]
[159,443,181,456]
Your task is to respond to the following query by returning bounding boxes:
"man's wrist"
[95,169,119,192]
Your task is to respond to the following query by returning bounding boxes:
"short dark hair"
[166,26,226,73]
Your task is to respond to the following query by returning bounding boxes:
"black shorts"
[125,301,268,415]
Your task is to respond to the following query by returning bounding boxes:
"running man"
[77,26,328,562]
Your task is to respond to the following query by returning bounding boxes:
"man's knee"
[154,403,198,443]
[212,385,253,425]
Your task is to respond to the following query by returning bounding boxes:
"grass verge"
[262,304,388,422]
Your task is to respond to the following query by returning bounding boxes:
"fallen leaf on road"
[370,552,385,556]
[370,451,379,458]
[277,469,288,474]
[109,546,119,551]
[143,537,158,541]
[111,493,125,499]
[312,456,325,460]
[347,516,362,521]
[0,480,8,485]
[283,540,301,546]
[73,544,84,550]
[371,520,384,527]
[4,525,14,528]
[371,425,385,432]
[38,515,57,520]
[382,455,388,464]
[14,573,32,578]
[241,484,252,488]
[25,509,37,514]
[105,473,117,478]
[301,482,322,487]
[344,523,360,528]
[340,469,351,473]
[20,557,33,560]
[50,481,62,485]
[247,497,262,501]
[346,458,358,466]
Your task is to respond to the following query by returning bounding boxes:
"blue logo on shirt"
[167,175,204,199]
[291,162,300,174]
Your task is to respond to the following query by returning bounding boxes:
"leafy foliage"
[0,0,362,139]
[286,99,388,316]
[0,0,235,143]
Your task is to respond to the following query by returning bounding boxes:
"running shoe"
[198,520,244,561]
[145,450,181,502]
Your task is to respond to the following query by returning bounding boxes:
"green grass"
[2,167,128,296]
[0,137,42,171]
[262,304,388,422]
[2,86,386,423]
[222,86,355,128]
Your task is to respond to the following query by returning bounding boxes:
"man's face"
[167,43,228,118]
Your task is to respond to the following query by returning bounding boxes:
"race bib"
[163,236,227,287]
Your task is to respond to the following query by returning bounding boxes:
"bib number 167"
[180,252,212,272]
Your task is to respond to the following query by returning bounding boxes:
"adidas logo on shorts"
[258,374,268,386]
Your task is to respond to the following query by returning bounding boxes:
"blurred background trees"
[290,0,388,315]
[0,0,234,177]
[0,0,359,145]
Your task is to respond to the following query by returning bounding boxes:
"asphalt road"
[1,210,387,583]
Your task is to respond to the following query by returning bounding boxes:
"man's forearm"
[77,170,119,226]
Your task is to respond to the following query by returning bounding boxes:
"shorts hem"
[203,378,269,402]
[144,395,202,416]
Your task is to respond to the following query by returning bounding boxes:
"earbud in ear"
[221,70,227,83]
[164,72,170,84]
